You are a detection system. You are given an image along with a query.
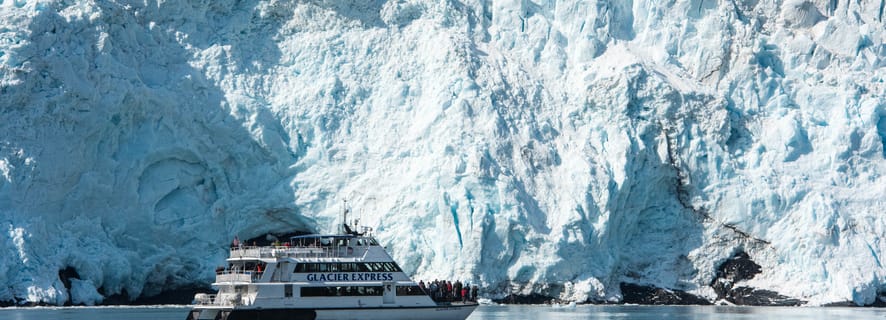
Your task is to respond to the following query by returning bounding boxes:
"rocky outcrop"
[619,283,711,305]
[493,293,556,304]
[710,251,804,306]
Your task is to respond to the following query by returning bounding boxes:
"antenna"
[340,199,349,235]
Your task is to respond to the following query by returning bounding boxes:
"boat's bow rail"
[193,293,238,307]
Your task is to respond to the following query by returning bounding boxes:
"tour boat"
[185,222,478,320]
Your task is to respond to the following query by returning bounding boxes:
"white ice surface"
[0,0,884,306]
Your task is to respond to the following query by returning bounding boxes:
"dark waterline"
[0,304,885,320]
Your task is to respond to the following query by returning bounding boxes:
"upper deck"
[228,234,381,261]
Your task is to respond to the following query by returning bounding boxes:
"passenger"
[454,280,463,300]
[471,285,478,301]
[464,283,471,302]
[461,287,468,303]
[231,236,240,249]
[429,281,439,301]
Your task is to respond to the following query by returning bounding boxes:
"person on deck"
[461,287,468,303]
[231,236,240,249]
[464,283,471,302]
[429,281,439,302]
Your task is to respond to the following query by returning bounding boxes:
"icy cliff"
[1,0,884,306]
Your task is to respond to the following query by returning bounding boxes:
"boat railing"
[193,293,236,306]
[215,270,259,283]
[229,245,369,259]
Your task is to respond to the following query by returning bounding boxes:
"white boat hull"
[316,304,477,320]
[187,303,478,320]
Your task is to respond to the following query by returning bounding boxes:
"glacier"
[1,0,885,307]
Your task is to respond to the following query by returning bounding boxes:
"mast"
[340,200,349,235]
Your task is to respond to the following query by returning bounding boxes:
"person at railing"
[463,283,472,302]
[428,280,439,302]
[231,236,241,249]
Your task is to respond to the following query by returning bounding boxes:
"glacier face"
[1,0,884,306]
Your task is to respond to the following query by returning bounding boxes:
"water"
[0,304,884,320]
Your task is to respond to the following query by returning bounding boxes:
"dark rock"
[620,283,711,305]
[728,286,804,306]
[711,251,761,287]
[492,293,554,304]
[710,251,805,306]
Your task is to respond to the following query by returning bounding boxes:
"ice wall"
[0,0,884,306]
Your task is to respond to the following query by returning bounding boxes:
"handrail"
[193,294,237,306]
[215,272,255,283]
[229,245,370,259]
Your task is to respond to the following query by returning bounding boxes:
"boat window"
[293,262,399,273]
[301,286,384,297]
[338,263,357,272]
[284,284,293,297]
[396,285,427,296]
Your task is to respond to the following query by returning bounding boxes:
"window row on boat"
[298,285,427,297]
[294,262,403,273]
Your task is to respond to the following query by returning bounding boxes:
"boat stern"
[185,308,223,320]
[186,293,235,320]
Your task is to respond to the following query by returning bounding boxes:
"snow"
[1,0,884,306]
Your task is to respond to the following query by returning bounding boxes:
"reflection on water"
[0,304,883,320]
[469,304,886,320]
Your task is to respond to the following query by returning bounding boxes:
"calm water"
[0,304,884,320]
